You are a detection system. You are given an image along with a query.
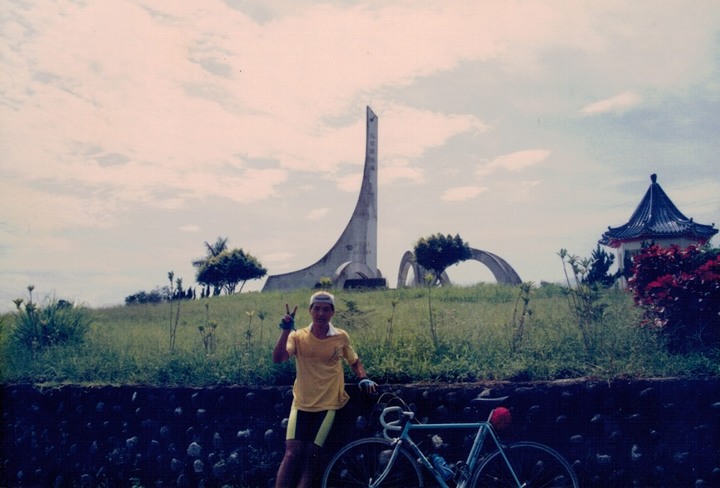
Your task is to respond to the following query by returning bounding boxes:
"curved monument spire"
[263,107,383,291]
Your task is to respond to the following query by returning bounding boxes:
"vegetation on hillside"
[2,281,717,387]
[125,237,267,304]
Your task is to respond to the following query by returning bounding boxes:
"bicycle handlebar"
[377,394,510,440]
[380,406,414,440]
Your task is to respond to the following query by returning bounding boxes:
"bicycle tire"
[321,437,424,488]
[470,441,578,488]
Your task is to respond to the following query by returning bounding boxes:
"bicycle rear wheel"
[322,438,424,488]
[470,441,578,488]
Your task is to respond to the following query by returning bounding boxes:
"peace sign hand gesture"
[279,304,298,331]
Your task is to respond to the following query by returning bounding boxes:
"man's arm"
[272,329,291,363]
[350,358,368,378]
[351,358,377,393]
[272,304,297,364]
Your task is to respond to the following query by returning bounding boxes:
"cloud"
[507,179,543,202]
[336,173,363,193]
[1,0,719,312]
[179,225,201,232]
[305,208,329,221]
[381,164,425,185]
[261,251,295,264]
[441,186,487,202]
[381,105,489,160]
[477,150,551,176]
[580,92,642,116]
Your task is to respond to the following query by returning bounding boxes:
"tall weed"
[9,289,91,351]
[557,249,610,355]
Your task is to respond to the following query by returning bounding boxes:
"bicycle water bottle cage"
[380,406,414,440]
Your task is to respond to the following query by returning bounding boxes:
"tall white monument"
[263,107,384,291]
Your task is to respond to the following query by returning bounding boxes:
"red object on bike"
[490,407,512,432]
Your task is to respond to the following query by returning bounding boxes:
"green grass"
[1,284,717,386]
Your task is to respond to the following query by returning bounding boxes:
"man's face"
[310,302,335,326]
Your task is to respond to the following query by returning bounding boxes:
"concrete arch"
[469,248,522,285]
[396,251,416,288]
[396,248,521,287]
[396,251,449,288]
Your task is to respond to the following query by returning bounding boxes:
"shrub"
[627,244,720,352]
[11,293,92,350]
[125,287,167,305]
[558,249,609,355]
[585,245,617,287]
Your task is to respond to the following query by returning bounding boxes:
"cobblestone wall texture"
[1,378,719,487]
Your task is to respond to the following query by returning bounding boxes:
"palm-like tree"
[193,237,229,296]
[193,237,229,267]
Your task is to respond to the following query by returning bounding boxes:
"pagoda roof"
[599,174,718,248]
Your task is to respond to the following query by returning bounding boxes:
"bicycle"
[321,393,579,487]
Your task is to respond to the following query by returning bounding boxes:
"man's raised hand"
[279,304,298,331]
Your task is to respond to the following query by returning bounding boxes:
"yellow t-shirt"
[286,325,359,412]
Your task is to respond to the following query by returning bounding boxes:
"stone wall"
[1,378,719,487]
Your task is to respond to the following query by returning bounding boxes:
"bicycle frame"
[378,416,523,488]
[323,397,577,488]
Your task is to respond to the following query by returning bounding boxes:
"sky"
[1,0,719,312]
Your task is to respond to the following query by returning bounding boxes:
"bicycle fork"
[366,438,406,488]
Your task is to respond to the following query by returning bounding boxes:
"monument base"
[342,278,387,290]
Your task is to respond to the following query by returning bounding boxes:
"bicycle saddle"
[470,394,509,407]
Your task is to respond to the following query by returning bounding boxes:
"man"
[272,291,377,488]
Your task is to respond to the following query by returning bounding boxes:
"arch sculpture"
[397,248,521,287]
[396,250,450,287]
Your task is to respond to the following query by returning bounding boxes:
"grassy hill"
[1,283,717,386]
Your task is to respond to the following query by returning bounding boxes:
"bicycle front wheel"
[322,438,424,488]
[471,441,578,488]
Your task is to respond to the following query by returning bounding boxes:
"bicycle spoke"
[322,438,424,488]
[472,442,578,488]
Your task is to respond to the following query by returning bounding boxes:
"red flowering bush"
[627,244,720,351]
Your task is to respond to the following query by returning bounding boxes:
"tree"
[193,237,230,296]
[124,288,165,305]
[196,248,267,295]
[413,233,472,285]
[193,237,229,265]
[413,233,472,350]
[585,245,616,287]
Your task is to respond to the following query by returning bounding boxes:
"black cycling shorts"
[286,407,336,447]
